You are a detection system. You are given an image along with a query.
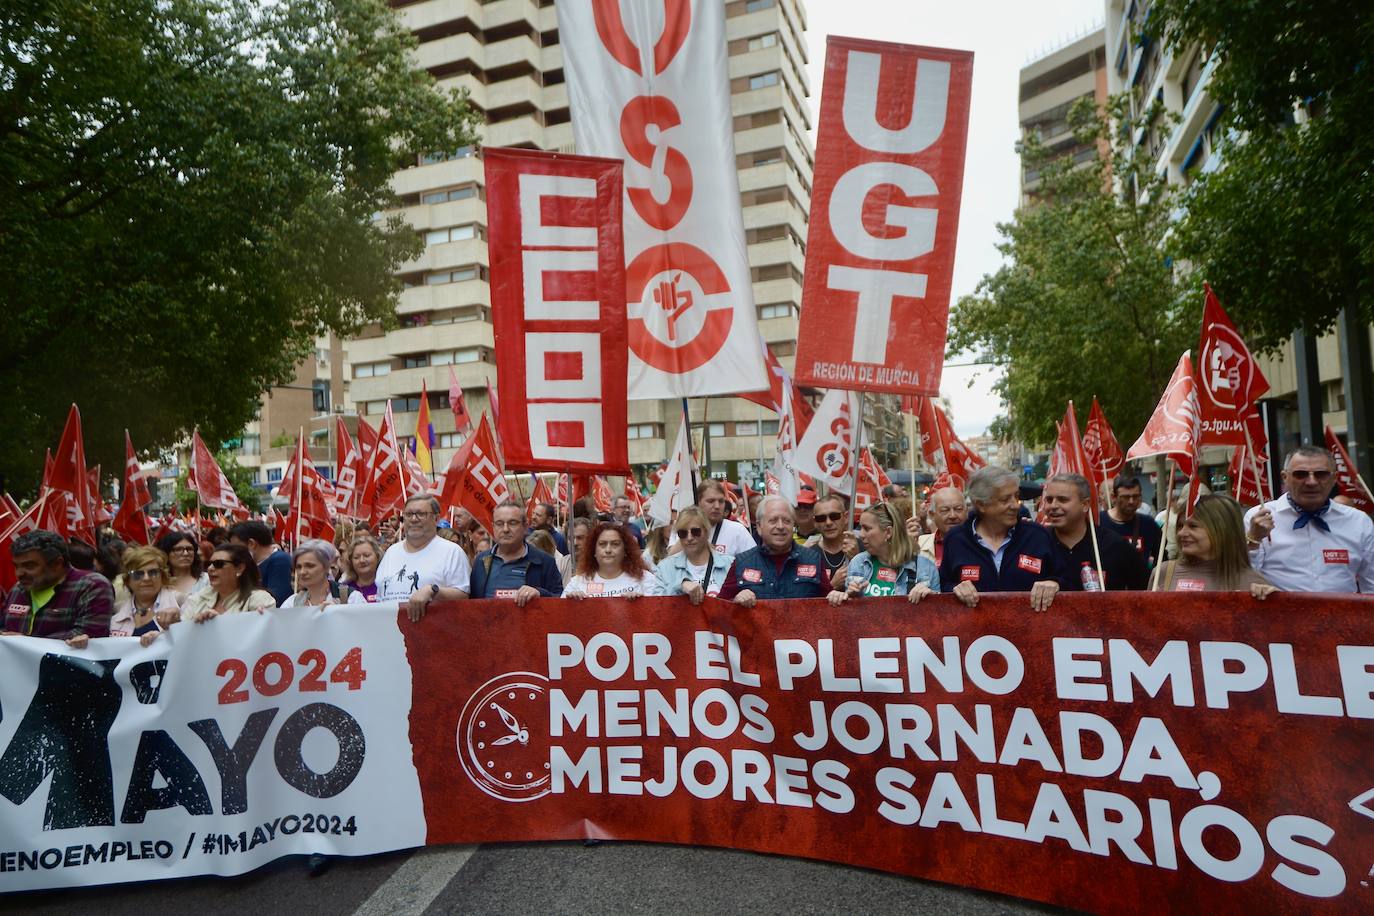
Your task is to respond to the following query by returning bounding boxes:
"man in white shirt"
[1245,445,1374,593]
[694,480,757,557]
[376,495,471,620]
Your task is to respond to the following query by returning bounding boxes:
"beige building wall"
[1017,25,1107,202]
[338,0,814,484]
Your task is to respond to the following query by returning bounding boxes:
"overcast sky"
[802,0,1106,437]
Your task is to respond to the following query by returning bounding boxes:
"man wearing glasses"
[468,502,563,604]
[375,495,471,619]
[1244,446,1374,593]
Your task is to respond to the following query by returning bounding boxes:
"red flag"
[591,476,614,514]
[46,405,96,543]
[113,432,152,545]
[556,473,570,514]
[333,418,362,519]
[1197,284,1270,446]
[623,476,647,517]
[361,403,408,525]
[1228,421,1272,507]
[485,377,501,437]
[87,467,113,526]
[281,438,337,528]
[913,396,984,489]
[648,464,666,490]
[1325,427,1374,515]
[764,472,781,495]
[1083,397,1125,485]
[403,443,430,497]
[271,508,291,549]
[190,430,248,517]
[438,415,510,535]
[855,448,885,513]
[739,344,816,439]
[526,474,555,525]
[0,499,46,591]
[449,367,474,436]
[1127,352,1201,478]
[1047,403,1100,522]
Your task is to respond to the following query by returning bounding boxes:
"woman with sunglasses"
[655,506,734,604]
[565,521,664,599]
[805,494,860,590]
[156,531,209,600]
[110,546,183,645]
[828,501,939,606]
[183,543,276,621]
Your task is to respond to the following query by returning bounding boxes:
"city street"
[2,841,1059,915]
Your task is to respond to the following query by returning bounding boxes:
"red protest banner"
[485,147,630,473]
[407,593,1374,914]
[795,37,973,395]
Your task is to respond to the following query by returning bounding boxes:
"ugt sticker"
[1323,549,1349,565]
[742,568,763,583]
[960,565,981,582]
[1016,554,1043,575]
[796,564,818,578]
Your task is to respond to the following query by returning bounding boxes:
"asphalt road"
[1,841,1063,915]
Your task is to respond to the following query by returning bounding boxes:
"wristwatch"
[426,583,440,601]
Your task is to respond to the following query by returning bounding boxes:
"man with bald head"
[718,496,828,605]
[908,486,967,565]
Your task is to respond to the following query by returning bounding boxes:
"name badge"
[960,565,981,582]
[877,568,897,582]
[7,604,28,615]
[742,568,763,583]
[1323,549,1350,565]
[714,543,728,554]
[796,564,818,578]
[494,589,518,599]
[587,582,604,595]
[1017,554,1043,575]
[1176,579,1206,592]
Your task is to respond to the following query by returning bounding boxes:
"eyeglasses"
[169,545,196,553]
[815,512,845,523]
[402,511,435,520]
[208,559,239,570]
[675,526,705,539]
[1288,470,1333,482]
[128,569,161,581]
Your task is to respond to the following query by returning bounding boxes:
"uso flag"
[558,0,769,398]
[796,38,973,396]
[485,147,629,474]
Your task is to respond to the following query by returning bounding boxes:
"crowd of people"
[3,445,1371,647]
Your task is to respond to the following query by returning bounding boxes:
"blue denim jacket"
[655,551,735,597]
[844,550,940,595]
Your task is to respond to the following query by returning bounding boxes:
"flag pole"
[295,427,305,552]
[1241,422,1266,502]
[906,411,918,521]
[1087,507,1105,586]
[847,392,865,521]
[1149,460,1178,591]
[682,398,698,497]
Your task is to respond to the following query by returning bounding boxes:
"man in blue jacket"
[939,466,1064,612]
[718,496,828,605]
[469,502,564,604]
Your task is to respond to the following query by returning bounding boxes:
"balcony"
[396,279,491,316]
[391,156,481,198]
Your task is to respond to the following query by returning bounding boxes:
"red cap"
[797,487,818,506]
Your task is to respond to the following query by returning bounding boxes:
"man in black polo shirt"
[1042,474,1148,591]
[1100,475,1162,571]
[469,502,563,604]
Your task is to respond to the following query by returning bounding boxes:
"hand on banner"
[1247,508,1275,544]
[155,608,181,628]
[407,586,436,622]
[826,589,849,606]
[681,579,706,606]
[513,585,540,608]
[1250,582,1279,600]
[734,589,758,608]
[952,580,979,608]
[1029,580,1059,613]
[65,633,89,649]
[907,583,934,604]
[564,587,587,601]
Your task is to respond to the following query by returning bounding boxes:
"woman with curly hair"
[564,521,663,599]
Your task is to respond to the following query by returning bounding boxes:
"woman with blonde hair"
[1153,495,1277,597]
[828,501,940,605]
[342,535,384,602]
[110,546,183,645]
[655,506,734,604]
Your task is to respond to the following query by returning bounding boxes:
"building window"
[354,361,391,378]
[249,469,261,485]
[312,379,330,414]
[364,400,387,416]
[746,0,775,11]
[420,185,479,205]
[396,396,422,413]
[401,313,429,328]
[749,72,780,90]
[438,432,465,448]
[761,421,779,435]
[454,348,482,364]
[424,265,482,285]
[707,423,727,437]
[267,467,283,483]
[736,422,759,437]
[402,354,429,369]
[420,146,474,166]
[239,434,260,456]
[424,223,481,246]
[748,32,778,51]
[627,424,659,440]
[758,303,794,320]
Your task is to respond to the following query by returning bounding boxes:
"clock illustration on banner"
[456,671,550,803]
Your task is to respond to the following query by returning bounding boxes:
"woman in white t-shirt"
[565,522,664,599]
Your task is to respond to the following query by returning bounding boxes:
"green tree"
[1147,0,1373,348]
[948,95,1196,449]
[174,450,263,514]
[1,0,479,494]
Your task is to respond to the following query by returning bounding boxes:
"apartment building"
[334,0,815,487]
[1105,0,1373,473]
[1017,25,1107,202]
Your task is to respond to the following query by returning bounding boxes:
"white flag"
[793,389,861,495]
[645,413,699,528]
[771,389,801,506]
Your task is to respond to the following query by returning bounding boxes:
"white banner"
[0,605,423,891]
[558,0,768,398]
[792,388,861,494]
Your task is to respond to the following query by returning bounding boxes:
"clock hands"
[491,700,530,746]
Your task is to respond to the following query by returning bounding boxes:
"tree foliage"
[947,95,1196,449]
[1148,0,1373,348]
[1,0,479,494]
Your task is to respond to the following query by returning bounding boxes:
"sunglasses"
[208,559,240,570]
[1288,470,1333,482]
[169,546,196,553]
[676,526,705,539]
[815,512,845,523]
[127,569,161,581]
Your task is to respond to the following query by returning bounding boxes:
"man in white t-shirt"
[693,480,757,557]
[376,495,471,620]
[1245,445,1374,593]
